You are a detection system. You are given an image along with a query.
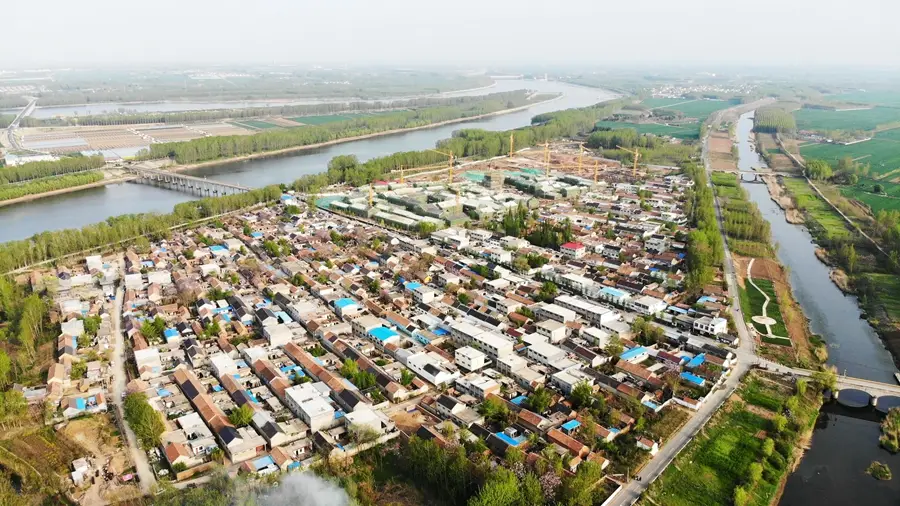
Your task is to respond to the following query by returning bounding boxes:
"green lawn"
[594,120,699,140]
[231,120,280,130]
[645,373,821,506]
[861,273,900,321]
[794,106,900,132]
[828,91,900,108]
[754,279,788,338]
[782,178,853,240]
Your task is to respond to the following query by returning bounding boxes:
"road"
[607,109,757,506]
[109,257,156,494]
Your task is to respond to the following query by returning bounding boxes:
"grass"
[231,119,280,130]
[860,273,900,321]
[644,372,818,506]
[782,178,853,240]
[754,279,788,337]
[593,120,699,140]
[840,185,900,213]
[829,91,900,108]
[795,106,900,132]
[799,135,900,177]
[289,112,394,125]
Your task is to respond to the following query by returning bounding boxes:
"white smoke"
[261,472,352,506]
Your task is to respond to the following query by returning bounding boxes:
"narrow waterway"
[0,80,613,243]
[733,111,900,506]
[737,111,897,383]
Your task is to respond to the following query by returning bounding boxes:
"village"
[27,150,743,501]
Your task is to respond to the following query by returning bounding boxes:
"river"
[0,80,613,243]
[737,111,897,383]
[734,111,900,505]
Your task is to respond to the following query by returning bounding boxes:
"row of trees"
[289,97,632,192]
[754,107,797,133]
[139,91,549,164]
[722,199,771,244]
[123,392,165,449]
[585,128,671,150]
[683,164,724,293]
[0,184,282,273]
[0,171,104,202]
[0,155,105,184]
[24,91,534,127]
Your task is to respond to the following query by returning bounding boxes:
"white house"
[526,341,567,366]
[264,323,294,347]
[407,352,460,386]
[693,316,727,337]
[559,242,587,259]
[629,295,667,316]
[536,320,567,343]
[535,303,577,323]
[455,346,487,371]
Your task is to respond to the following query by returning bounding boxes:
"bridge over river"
[125,166,252,196]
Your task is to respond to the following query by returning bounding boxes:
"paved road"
[109,257,156,494]
[607,112,757,506]
[6,97,37,150]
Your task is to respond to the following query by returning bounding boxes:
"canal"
[734,111,900,505]
[0,80,613,243]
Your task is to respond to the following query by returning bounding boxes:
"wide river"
[735,111,899,506]
[0,80,614,243]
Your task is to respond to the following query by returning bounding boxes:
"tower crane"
[616,145,641,178]
[509,133,515,158]
[428,148,455,185]
[594,160,600,184]
[578,142,585,175]
[398,165,404,184]
[368,184,374,208]
[543,142,551,177]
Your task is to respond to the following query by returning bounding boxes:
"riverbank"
[0,176,135,209]
[1,96,562,207]
[165,94,563,175]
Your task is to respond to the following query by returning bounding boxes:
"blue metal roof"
[164,328,180,338]
[680,372,705,386]
[404,282,422,291]
[335,298,357,309]
[685,353,706,369]
[510,395,528,406]
[601,286,627,298]
[253,455,275,470]
[76,398,86,410]
[495,432,524,447]
[620,346,647,361]
[561,420,581,431]
[251,232,263,238]
[368,327,399,342]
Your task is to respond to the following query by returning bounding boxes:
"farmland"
[290,112,395,125]
[828,91,900,107]
[782,178,853,241]
[643,372,821,506]
[230,119,280,130]
[594,120,699,140]
[840,184,900,213]
[798,132,900,177]
[794,106,900,132]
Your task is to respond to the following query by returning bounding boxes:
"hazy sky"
[3,0,896,68]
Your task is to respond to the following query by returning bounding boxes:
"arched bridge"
[126,167,251,196]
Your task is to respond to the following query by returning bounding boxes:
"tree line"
[23,91,541,127]
[0,185,282,273]
[138,91,551,164]
[290,97,633,191]
[683,163,724,292]
[0,155,105,184]
[0,276,50,384]
[754,107,797,133]
[0,171,104,202]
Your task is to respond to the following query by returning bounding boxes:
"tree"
[805,159,833,181]
[748,462,763,484]
[479,396,511,425]
[70,360,88,380]
[520,473,545,506]
[771,414,788,433]
[228,404,254,427]
[0,350,10,388]
[123,393,165,449]
[400,368,415,387]
[811,365,838,391]
[526,387,553,414]
[467,467,521,506]
[604,335,624,358]
[537,281,558,302]
[762,438,775,457]
[458,292,472,305]
[734,486,750,506]
[874,184,884,194]
[570,382,594,410]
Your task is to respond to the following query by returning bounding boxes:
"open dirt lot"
[135,125,205,142]
[708,131,737,171]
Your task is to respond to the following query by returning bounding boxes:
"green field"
[799,133,900,177]
[594,120,699,140]
[641,98,689,108]
[663,99,737,120]
[739,279,787,338]
[861,273,900,321]
[840,184,900,213]
[232,120,280,130]
[782,178,853,240]
[794,107,900,132]
[289,112,394,125]
[644,373,819,506]
[828,91,900,108]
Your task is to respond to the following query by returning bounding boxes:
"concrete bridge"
[759,359,900,412]
[126,167,251,196]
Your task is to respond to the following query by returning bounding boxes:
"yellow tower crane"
[578,142,585,175]
[616,145,641,178]
[399,165,405,184]
[455,187,462,214]
[368,184,374,208]
[594,160,600,184]
[428,148,455,185]
[509,133,515,158]
[543,142,551,177]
